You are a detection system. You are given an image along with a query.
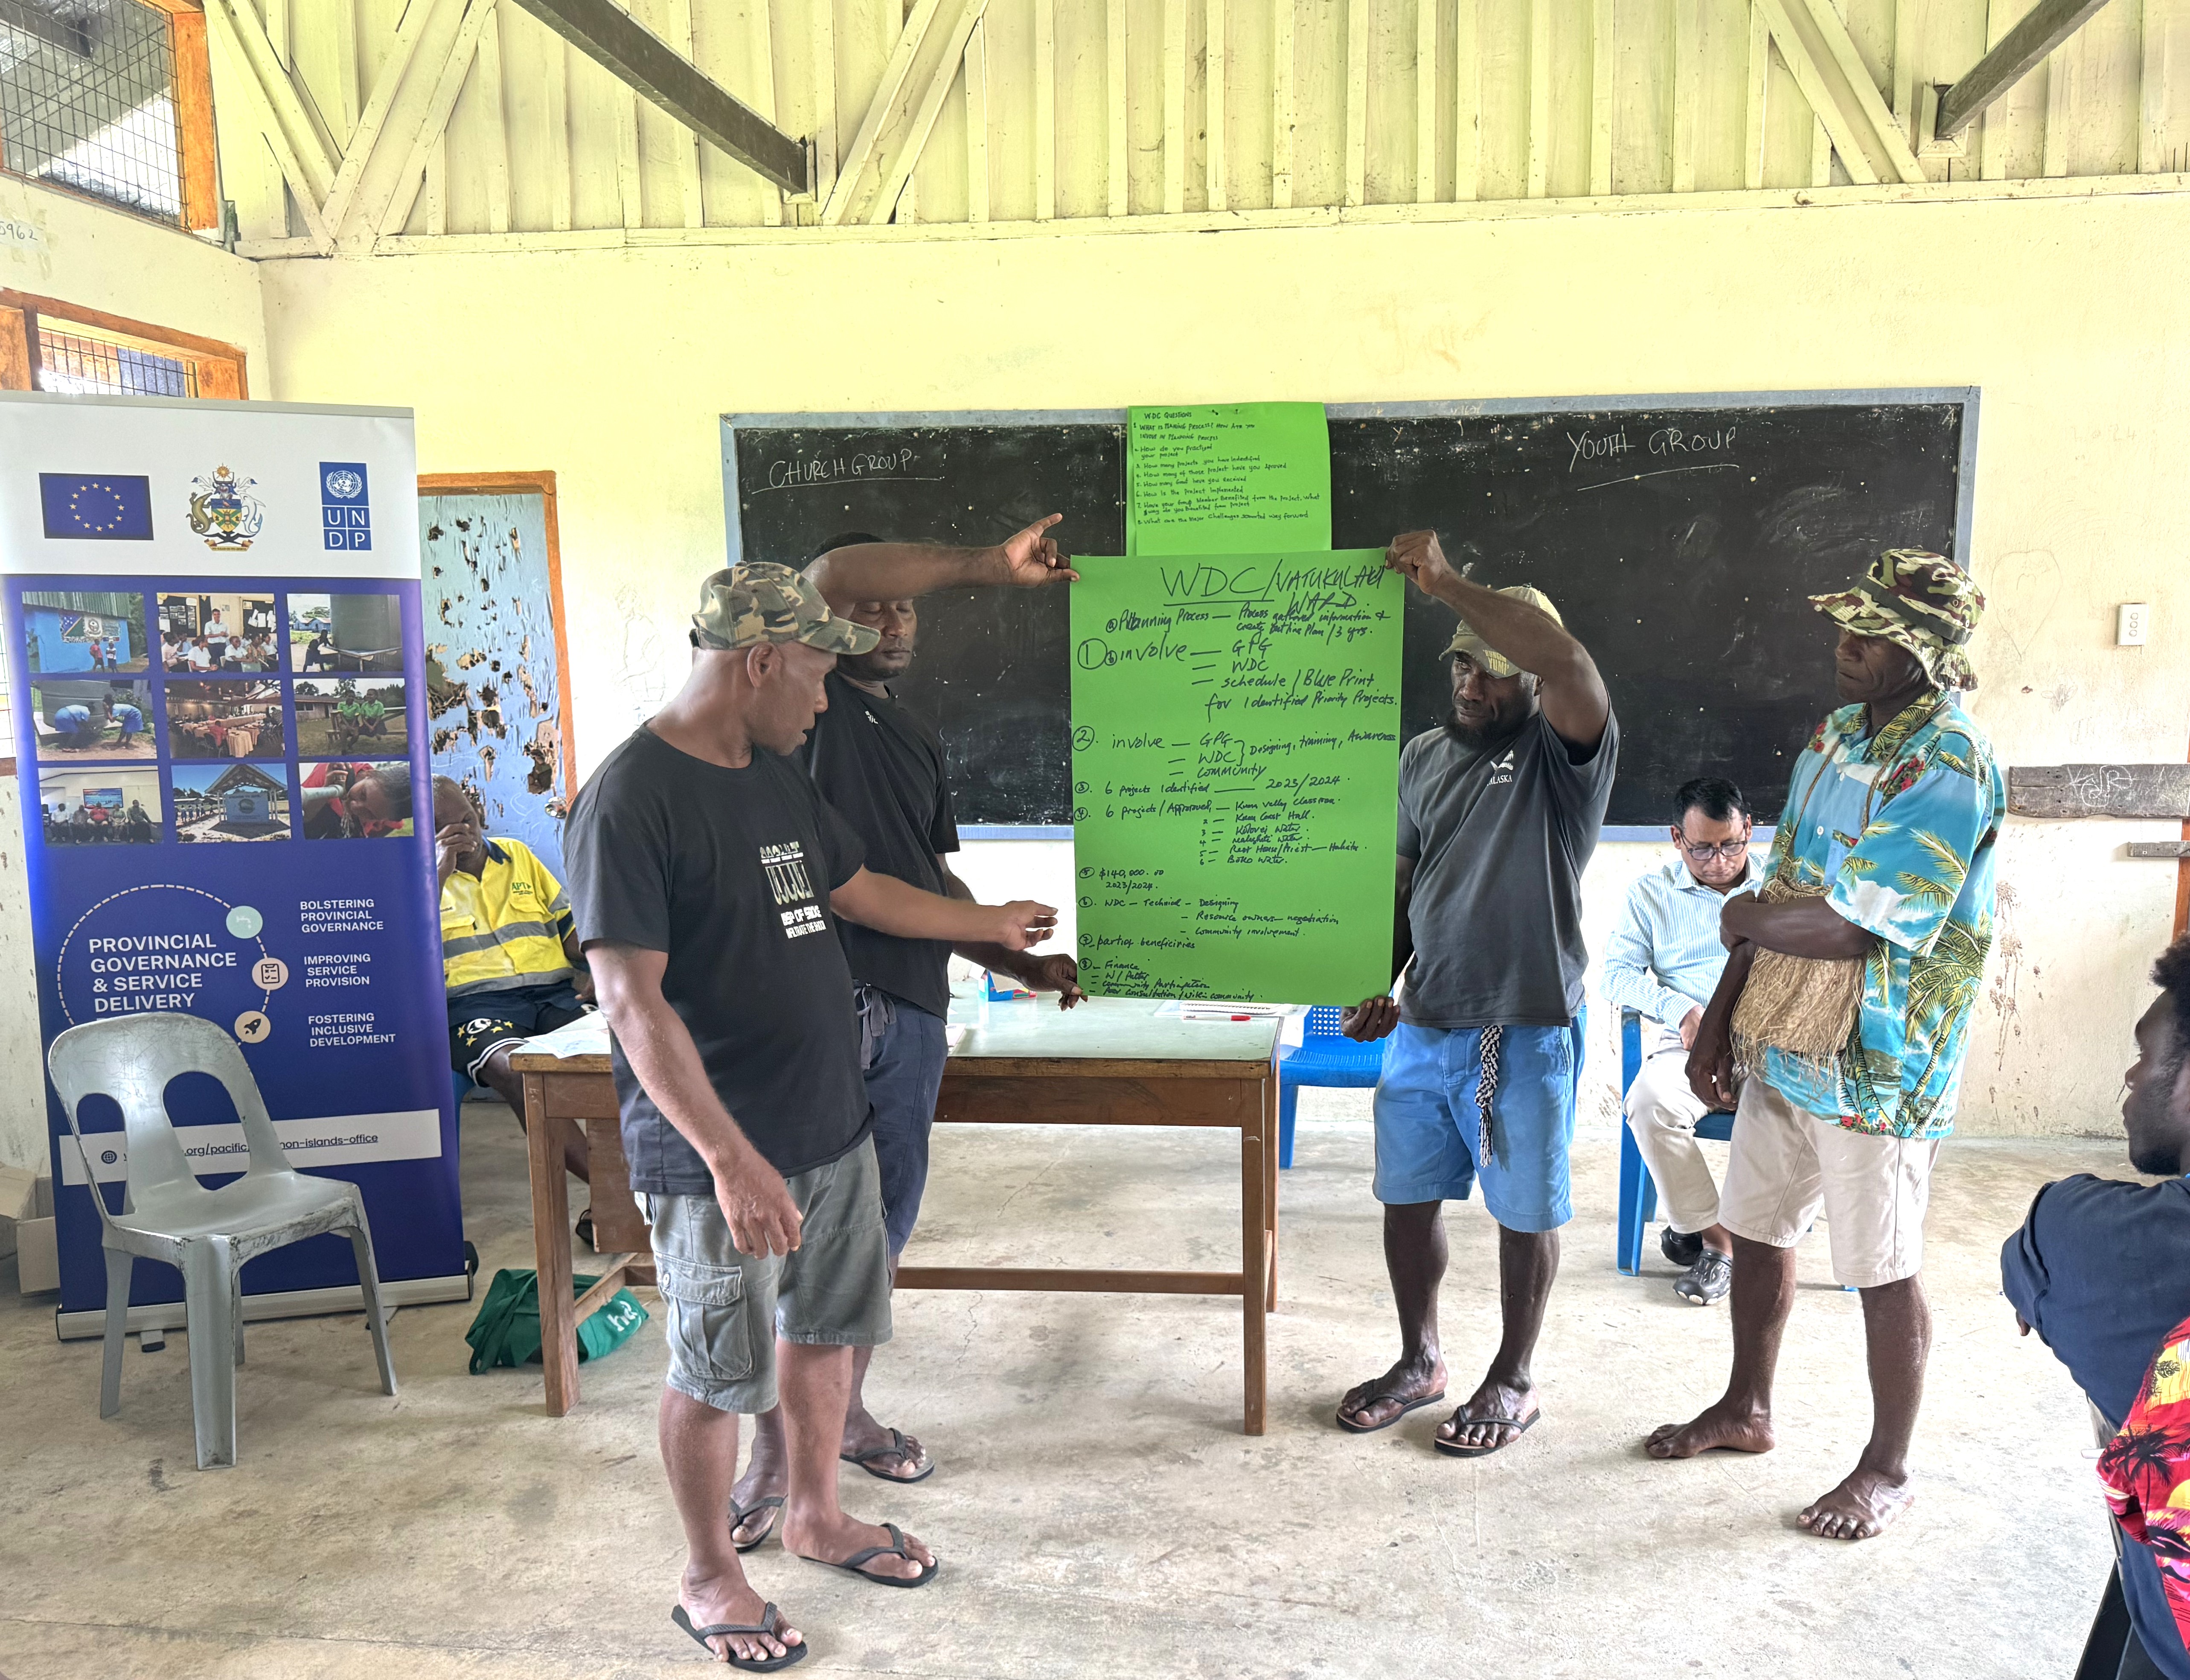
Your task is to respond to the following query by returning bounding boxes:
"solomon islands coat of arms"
[186,465,265,551]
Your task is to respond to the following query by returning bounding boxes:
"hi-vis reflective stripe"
[58,1109,442,1186]
[443,919,561,957]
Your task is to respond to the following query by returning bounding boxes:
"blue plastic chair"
[1615,1007,1733,1276]
[1277,1007,1388,1168]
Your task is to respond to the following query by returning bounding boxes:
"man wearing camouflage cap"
[1649,549,2005,1545]
[566,561,1061,1665]
[1334,530,1619,1461]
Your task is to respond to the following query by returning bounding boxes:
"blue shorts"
[1371,1017,1585,1232]
[858,989,948,1257]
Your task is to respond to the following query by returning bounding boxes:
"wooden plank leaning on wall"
[0,291,248,398]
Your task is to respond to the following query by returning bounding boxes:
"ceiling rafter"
[503,0,809,196]
[1751,0,1927,186]
[376,0,505,238]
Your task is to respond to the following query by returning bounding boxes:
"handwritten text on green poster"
[1127,404,1332,555]
[1069,550,1401,1005]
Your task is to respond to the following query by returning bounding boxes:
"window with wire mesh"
[35,321,194,395]
[0,0,184,224]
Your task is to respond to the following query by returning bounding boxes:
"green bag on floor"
[465,1267,649,1375]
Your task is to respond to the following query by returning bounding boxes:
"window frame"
[0,288,248,398]
[0,0,221,233]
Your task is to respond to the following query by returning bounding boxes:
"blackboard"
[723,392,1975,828]
[727,419,1123,826]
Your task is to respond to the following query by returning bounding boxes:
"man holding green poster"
[1336,531,1618,1459]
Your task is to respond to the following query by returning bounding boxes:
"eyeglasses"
[1677,840,1751,861]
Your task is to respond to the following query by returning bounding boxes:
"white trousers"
[1622,1033,1721,1235]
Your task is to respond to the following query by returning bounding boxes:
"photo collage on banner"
[0,394,467,1327]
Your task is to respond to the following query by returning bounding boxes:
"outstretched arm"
[830,866,1057,951]
[803,515,1075,607]
[941,863,1085,1008]
[1385,531,1611,751]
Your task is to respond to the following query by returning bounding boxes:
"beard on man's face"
[1443,700,1527,751]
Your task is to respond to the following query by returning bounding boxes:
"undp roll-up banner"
[0,393,467,1333]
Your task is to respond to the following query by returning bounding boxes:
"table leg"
[1240,1119,1267,1436]
[525,1072,579,1417]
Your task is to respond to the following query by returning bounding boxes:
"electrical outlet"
[2118,602,2151,646]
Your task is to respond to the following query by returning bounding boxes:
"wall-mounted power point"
[2118,603,2151,647]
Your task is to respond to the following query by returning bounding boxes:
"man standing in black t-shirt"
[567,563,1060,1668]
[719,521,1085,1532]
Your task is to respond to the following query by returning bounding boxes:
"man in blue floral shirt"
[1646,549,2004,1546]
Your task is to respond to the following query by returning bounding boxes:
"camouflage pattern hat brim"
[1810,548,1984,692]
[691,562,881,656]
[1443,584,1563,679]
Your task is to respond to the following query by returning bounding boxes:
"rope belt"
[1475,1024,1504,1165]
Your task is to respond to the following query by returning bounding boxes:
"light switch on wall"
[2118,603,2151,646]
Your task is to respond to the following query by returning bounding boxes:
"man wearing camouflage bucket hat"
[1649,549,2006,1545]
[566,560,1062,1665]
[724,516,1085,1541]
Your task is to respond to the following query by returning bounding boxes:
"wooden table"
[509,999,1283,1430]
[900,998,1283,1435]
[508,1043,647,1418]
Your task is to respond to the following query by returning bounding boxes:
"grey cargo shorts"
[641,1135,893,1415]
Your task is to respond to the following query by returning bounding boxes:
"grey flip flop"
[1432,1408,1541,1459]
[1336,1388,1447,1434]
[729,1494,784,1553]
[803,1520,939,1589]
[670,1602,807,1671]
[841,1426,934,1483]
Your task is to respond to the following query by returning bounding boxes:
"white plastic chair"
[46,1014,397,1469]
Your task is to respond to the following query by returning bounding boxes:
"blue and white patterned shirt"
[1599,856,1757,1030]
[1761,693,2005,1139]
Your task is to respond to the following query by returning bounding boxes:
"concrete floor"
[0,1094,2130,1679]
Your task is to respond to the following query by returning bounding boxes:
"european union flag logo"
[320,461,371,551]
[40,474,154,541]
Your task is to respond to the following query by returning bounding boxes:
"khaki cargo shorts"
[641,1135,893,1415]
[1717,1077,1940,1289]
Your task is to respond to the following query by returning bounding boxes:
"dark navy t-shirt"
[2002,1172,2190,1680]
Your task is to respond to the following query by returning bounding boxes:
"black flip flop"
[670,1602,807,1671]
[802,1520,939,1589]
[1335,1388,1447,1435]
[841,1427,934,1483]
[730,1494,784,1553]
[1433,1409,1542,1459]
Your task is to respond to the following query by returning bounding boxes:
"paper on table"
[1070,551,1402,1006]
[1127,404,1332,556]
[517,1010,611,1060]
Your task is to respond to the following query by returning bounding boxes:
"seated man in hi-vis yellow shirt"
[434,776,593,1200]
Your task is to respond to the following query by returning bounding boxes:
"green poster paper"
[1127,403,1332,556]
[1069,550,1402,1006]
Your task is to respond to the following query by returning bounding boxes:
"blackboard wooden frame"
[722,387,1980,840]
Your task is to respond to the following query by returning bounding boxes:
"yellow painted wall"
[256,186,2190,1136]
[0,177,270,375]
[0,179,269,1171]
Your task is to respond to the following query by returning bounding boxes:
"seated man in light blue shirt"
[1600,776,1755,1304]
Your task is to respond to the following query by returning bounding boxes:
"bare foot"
[1435,1374,1539,1453]
[729,1453,785,1550]
[1645,1400,1776,1459]
[785,1510,936,1583]
[1797,1467,1914,1540]
[842,1407,930,1481]
[1336,1352,1447,1431]
[679,1566,803,1665]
